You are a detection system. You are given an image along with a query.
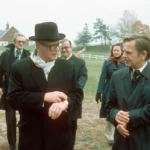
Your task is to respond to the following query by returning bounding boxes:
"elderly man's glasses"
[61,46,70,50]
[16,41,25,44]
[39,43,59,50]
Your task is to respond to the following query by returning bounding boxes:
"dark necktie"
[131,70,141,93]
[16,49,21,60]
[132,70,141,82]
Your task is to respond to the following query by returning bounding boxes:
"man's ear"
[141,50,147,60]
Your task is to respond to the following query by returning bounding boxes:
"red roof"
[0,26,19,42]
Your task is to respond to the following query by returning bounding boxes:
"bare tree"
[115,10,138,40]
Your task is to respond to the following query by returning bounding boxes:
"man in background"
[60,39,88,148]
[0,33,30,150]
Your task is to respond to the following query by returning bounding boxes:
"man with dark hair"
[7,22,83,150]
[0,33,30,150]
[107,35,150,150]
[60,39,88,148]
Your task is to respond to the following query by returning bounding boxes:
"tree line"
[74,10,150,46]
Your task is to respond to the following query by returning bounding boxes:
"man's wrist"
[63,99,69,105]
[63,99,69,111]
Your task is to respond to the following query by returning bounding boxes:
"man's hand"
[44,91,67,103]
[48,101,68,119]
[117,123,130,138]
[95,93,102,103]
[115,110,129,125]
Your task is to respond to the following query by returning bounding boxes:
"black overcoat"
[68,54,88,118]
[7,57,83,150]
[0,44,30,110]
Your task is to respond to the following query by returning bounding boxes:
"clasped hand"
[48,101,68,120]
[115,110,130,137]
[44,91,68,120]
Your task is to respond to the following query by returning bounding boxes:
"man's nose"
[122,52,126,57]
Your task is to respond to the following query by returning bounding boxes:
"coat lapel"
[8,49,16,75]
[123,62,150,109]
[127,77,145,109]
[47,58,60,82]
[122,68,132,101]
[142,62,150,80]
[68,54,75,62]
[21,49,30,59]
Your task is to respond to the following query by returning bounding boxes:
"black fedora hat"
[29,22,65,41]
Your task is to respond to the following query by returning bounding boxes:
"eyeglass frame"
[60,46,71,50]
[39,42,60,51]
[16,40,26,44]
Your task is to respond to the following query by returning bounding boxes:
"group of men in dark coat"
[0,22,87,150]
[0,21,150,150]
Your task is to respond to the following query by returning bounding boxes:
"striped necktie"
[16,49,21,60]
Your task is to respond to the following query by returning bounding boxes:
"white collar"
[62,53,72,60]
[132,61,148,73]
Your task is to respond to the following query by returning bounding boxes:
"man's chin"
[125,63,130,67]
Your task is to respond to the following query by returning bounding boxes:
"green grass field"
[74,58,112,150]
[83,59,103,101]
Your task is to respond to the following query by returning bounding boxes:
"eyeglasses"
[39,42,59,51]
[16,41,25,44]
[61,46,70,50]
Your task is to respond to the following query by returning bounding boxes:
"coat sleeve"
[129,105,150,127]
[76,60,88,89]
[67,66,83,119]
[106,72,120,127]
[96,60,107,94]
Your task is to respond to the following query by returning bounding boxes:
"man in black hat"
[7,22,83,150]
[0,33,30,150]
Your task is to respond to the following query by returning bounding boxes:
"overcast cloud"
[0,0,150,41]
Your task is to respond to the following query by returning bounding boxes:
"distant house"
[0,23,30,46]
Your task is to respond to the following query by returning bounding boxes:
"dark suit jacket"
[69,54,88,118]
[0,44,30,110]
[107,62,150,150]
[7,57,83,149]
[69,54,88,89]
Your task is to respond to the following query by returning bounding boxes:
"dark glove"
[95,93,102,103]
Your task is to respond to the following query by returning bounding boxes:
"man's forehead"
[16,36,25,40]
[42,40,59,44]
